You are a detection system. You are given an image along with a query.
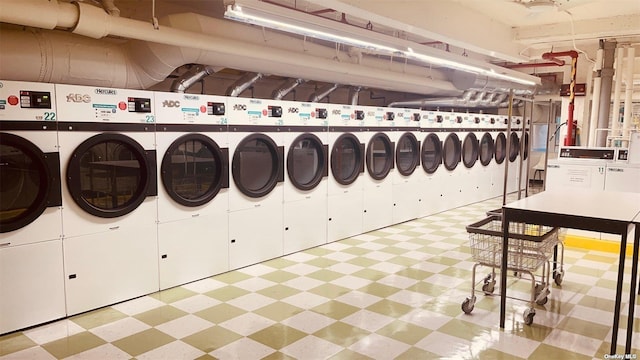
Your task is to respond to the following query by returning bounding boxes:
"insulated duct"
[272,78,304,100]
[309,83,340,103]
[226,72,263,97]
[0,1,461,96]
[388,90,515,109]
[451,71,536,95]
[349,86,362,105]
[171,65,218,93]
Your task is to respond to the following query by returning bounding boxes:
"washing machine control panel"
[208,102,225,116]
[267,105,283,118]
[0,81,57,121]
[316,108,328,119]
[19,90,52,109]
[128,97,151,113]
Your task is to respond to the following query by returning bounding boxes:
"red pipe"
[542,50,579,146]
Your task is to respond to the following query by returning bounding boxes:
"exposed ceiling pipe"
[387,89,519,109]
[99,0,120,16]
[0,3,460,95]
[170,65,218,93]
[505,61,565,69]
[349,86,362,105]
[451,71,536,95]
[309,83,340,103]
[271,78,305,100]
[542,50,579,145]
[226,72,263,97]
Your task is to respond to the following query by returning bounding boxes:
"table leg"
[500,213,509,328]
[626,225,639,353]
[611,231,628,355]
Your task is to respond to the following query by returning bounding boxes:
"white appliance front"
[282,100,329,254]
[0,80,65,334]
[418,111,447,217]
[327,103,366,242]
[154,92,229,289]
[227,97,285,270]
[56,84,158,315]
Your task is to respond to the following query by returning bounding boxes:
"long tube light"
[224,1,539,87]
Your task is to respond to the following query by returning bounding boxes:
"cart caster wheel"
[536,296,548,306]
[462,297,475,314]
[482,282,495,295]
[523,309,535,325]
[554,271,564,286]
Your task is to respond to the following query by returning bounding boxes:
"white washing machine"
[506,116,522,193]
[327,103,366,242]
[418,110,447,217]
[362,106,395,233]
[56,84,158,315]
[227,97,285,270]
[491,116,509,198]
[459,113,482,205]
[154,92,229,290]
[389,107,421,224]
[441,112,465,209]
[0,80,65,334]
[476,114,496,202]
[282,100,329,254]
[546,147,613,191]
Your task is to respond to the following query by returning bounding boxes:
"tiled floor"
[1,195,639,359]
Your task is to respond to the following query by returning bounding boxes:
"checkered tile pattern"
[1,195,639,359]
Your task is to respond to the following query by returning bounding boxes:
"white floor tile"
[283,251,319,263]
[65,343,136,360]
[377,274,418,289]
[155,314,215,339]
[90,317,151,342]
[111,296,165,316]
[281,311,336,334]
[137,341,205,360]
[369,261,405,274]
[238,263,277,276]
[281,291,329,309]
[181,278,227,293]
[400,309,452,331]
[281,263,321,276]
[210,337,276,360]
[543,328,603,357]
[414,332,472,358]
[23,319,85,345]
[341,310,395,332]
[218,313,275,336]
[387,289,433,308]
[568,305,614,327]
[348,333,410,359]
[0,346,57,360]
[227,293,276,311]
[334,291,383,309]
[327,262,364,275]
[284,276,325,291]
[171,294,222,314]
[330,275,372,290]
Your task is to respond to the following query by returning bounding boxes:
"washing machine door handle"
[322,144,329,178]
[144,149,158,196]
[276,146,285,183]
[359,143,365,174]
[221,148,230,189]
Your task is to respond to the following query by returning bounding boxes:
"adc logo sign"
[162,100,181,108]
[288,107,299,113]
[67,94,91,103]
[233,104,247,111]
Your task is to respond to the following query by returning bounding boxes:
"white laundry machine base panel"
[284,196,328,254]
[392,181,421,224]
[229,204,284,270]
[328,190,364,241]
[158,214,229,290]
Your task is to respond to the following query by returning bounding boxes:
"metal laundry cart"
[461,215,564,325]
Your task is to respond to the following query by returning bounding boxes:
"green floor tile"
[248,324,306,349]
[311,300,360,320]
[367,299,413,317]
[555,317,611,340]
[426,256,460,266]
[341,247,372,256]
[182,326,242,353]
[42,332,106,359]
[254,301,304,322]
[420,300,463,318]
[373,238,399,245]
[0,333,37,356]
[476,348,526,360]
[379,246,408,255]
[149,287,197,303]
[388,255,422,267]
[304,257,339,268]
[396,346,441,360]
[257,284,300,300]
[358,282,402,298]
[511,322,555,342]
[330,348,374,360]
[70,307,128,330]
[439,266,472,278]
[212,271,252,284]
[376,320,432,345]
[309,283,351,299]
[313,321,370,347]
[204,285,249,302]
[302,247,333,256]
[133,305,187,327]
[346,256,379,267]
[262,257,299,269]
[437,318,492,342]
[527,343,591,360]
[339,238,365,246]
[568,265,606,277]
[306,269,344,282]
[351,268,389,281]
[260,270,299,283]
[261,351,297,360]
[395,267,433,281]
[194,303,245,324]
[406,281,449,297]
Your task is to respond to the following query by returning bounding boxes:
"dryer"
[227,97,285,269]
[476,114,496,202]
[0,80,65,334]
[362,106,395,233]
[605,134,640,193]
[441,112,464,209]
[327,103,365,242]
[154,92,229,290]
[56,84,158,315]
[282,100,329,254]
[491,116,509,198]
[418,110,447,217]
[460,113,482,204]
[389,107,421,224]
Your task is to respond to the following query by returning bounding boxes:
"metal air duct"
[309,83,340,103]
[170,65,218,93]
[272,78,304,100]
[226,72,263,97]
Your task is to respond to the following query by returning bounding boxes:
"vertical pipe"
[502,90,514,206]
[622,47,636,147]
[596,40,617,147]
[566,55,577,146]
[588,45,604,147]
[543,99,553,191]
[611,47,626,144]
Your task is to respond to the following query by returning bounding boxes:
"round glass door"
[443,133,461,171]
[396,132,419,176]
[0,133,59,233]
[479,133,494,166]
[331,133,363,185]
[462,133,478,168]
[161,134,227,207]
[495,133,506,164]
[366,133,394,180]
[509,132,520,162]
[67,133,153,218]
[521,132,530,160]
[232,134,282,198]
[421,133,441,174]
[287,133,326,191]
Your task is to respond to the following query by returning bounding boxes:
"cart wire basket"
[461,214,564,325]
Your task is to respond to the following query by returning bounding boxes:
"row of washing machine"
[0,80,528,334]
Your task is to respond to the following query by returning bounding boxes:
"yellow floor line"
[563,235,634,255]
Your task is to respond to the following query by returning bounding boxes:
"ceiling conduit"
[388,90,520,109]
[349,86,362,105]
[308,83,340,103]
[226,72,263,97]
[272,78,304,100]
[170,65,218,93]
[0,0,460,96]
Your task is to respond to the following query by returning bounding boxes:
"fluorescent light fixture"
[224,1,539,88]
